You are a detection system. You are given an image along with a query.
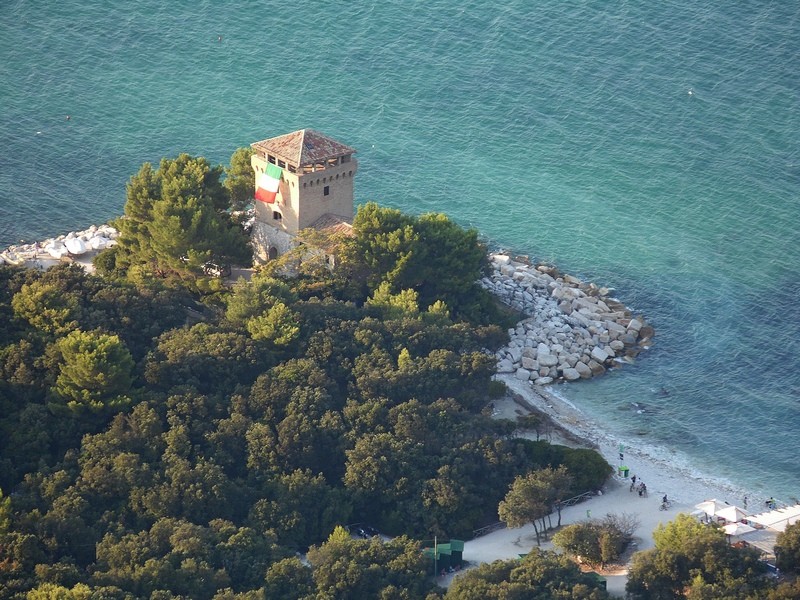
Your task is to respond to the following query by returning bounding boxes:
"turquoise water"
[2,1,798,501]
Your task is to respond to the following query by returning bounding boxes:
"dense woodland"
[0,151,796,599]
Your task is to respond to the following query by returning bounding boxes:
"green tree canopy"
[113,154,250,281]
[306,527,433,599]
[444,548,609,600]
[224,147,255,212]
[12,278,82,336]
[774,521,800,574]
[339,202,493,321]
[498,466,572,545]
[552,514,638,568]
[626,514,769,599]
[144,323,269,394]
[52,329,135,415]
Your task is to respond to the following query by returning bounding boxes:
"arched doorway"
[268,246,278,260]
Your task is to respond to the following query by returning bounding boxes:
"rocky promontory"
[481,253,653,384]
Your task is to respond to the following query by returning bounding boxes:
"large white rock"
[491,254,511,265]
[45,241,68,258]
[570,312,592,327]
[609,340,625,352]
[88,236,109,250]
[497,359,515,373]
[573,297,601,313]
[521,357,538,370]
[605,321,627,335]
[64,237,88,255]
[538,353,558,367]
[575,361,593,379]
[591,346,609,363]
[588,360,606,375]
[514,368,531,380]
[500,264,516,277]
[562,368,581,381]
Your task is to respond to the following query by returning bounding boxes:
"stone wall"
[481,253,654,385]
[250,221,295,264]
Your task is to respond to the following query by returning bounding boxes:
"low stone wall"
[481,253,653,384]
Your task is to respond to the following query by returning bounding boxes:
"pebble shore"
[480,253,653,384]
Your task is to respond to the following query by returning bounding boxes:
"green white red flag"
[255,163,282,203]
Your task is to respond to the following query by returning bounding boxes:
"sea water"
[1,1,798,502]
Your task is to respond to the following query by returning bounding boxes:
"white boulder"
[591,346,609,363]
[514,368,531,381]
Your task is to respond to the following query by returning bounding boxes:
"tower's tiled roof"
[251,129,356,167]
[309,213,354,236]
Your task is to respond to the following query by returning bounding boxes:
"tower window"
[323,186,330,196]
[273,211,282,221]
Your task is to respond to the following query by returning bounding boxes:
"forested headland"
[2,151,794,599]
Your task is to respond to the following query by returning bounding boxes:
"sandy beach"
[497,375,759,509]
[443,375,767,597]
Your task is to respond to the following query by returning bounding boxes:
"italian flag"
[255,163,282,203]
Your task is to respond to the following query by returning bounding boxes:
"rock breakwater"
[0,224,119,269]
[481,253,653,384]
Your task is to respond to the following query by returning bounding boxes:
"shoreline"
[475,377,788,595]
[498,374,760,510]
[482,250,776,512]
[0,223,773,513]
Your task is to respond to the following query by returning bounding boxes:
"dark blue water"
[2,0,798,501]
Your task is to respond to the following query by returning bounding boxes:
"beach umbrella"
[695,499,728,517]
[723,522,756,537]
[716,505,750,523]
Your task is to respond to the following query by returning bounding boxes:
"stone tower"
[250,129,357,262]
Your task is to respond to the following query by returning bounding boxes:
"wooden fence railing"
[556,490,594,509]
[471,490,595,539]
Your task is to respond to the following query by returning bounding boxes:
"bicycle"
[659,500,672,511]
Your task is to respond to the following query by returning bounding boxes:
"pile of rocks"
[481,253,653,385]
[0,224,119,267]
